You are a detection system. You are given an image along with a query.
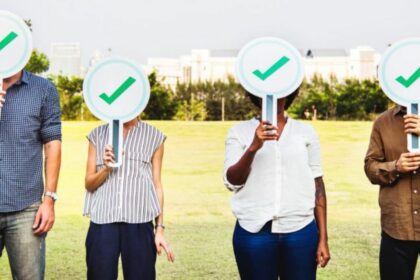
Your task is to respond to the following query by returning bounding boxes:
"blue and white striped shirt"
[0,71,62,212]
[83,121,166,224]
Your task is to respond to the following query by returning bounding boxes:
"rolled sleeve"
[40,83,62,143]
[307,126,323,178]
[223,128,246,191]
[364,122,400,186]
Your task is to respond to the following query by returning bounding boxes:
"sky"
[2,0,420,66]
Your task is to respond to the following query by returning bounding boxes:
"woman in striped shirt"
[83,118,174,280]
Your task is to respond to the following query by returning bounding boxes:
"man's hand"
[0,89,5,108]
[396,152,420,173]
[404,114,420,135]
[32,198,55,235]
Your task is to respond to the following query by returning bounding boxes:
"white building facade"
[147,47,381,88]
[49,43,81,76]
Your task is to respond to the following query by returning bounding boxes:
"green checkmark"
[252,56,290,81]
[0,31,18,51]
[99,77,136,105]
[396,67,420,88]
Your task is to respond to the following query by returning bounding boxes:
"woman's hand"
[404,114,420,135]
[103,144,115,169]
[155,230,175,262]
[249,121,279,152]
[316,239,330,268]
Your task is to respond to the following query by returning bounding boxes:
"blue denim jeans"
[233,219,319,280]
[0,201,45,280]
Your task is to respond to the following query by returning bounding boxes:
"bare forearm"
[154,185,164,225]
[44,140,61,193]
[85,167,111,192]
[314,177,328,241]
[226,148,257,185]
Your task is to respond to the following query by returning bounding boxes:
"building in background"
[304,46,380,81]
[147,46,381,87]
[49,43,81,76]
[147,49,237,88]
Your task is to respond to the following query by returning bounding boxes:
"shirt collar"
[393,105,406,116]
[15,70,30,85]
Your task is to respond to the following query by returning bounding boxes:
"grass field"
[0,120,419,279]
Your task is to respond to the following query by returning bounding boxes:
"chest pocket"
[127,151,152,177]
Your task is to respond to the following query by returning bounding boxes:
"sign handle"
[108,119,123,167]
[408,103,419,151]
[0,78,3,120]
[262,94,277,127]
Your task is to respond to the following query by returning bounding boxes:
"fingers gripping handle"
[108,120,123,167]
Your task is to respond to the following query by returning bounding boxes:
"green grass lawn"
[1,120,419,279]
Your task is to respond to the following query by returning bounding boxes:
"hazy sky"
[3,0,420,66]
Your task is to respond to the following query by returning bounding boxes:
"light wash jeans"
[0,201,45,280]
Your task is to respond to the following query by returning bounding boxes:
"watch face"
[46,192,58,201]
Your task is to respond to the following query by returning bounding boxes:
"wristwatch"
[44,191,58,202]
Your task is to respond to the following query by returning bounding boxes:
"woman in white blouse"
[224,89,330,280]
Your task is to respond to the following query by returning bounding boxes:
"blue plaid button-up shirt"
[0,71,61,212]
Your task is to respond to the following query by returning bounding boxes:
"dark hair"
[246,87,299,110]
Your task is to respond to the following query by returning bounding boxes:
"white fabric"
[223,118,323,233]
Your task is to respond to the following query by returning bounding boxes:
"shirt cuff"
[382,160,401,185]
[223,169,244,192]
[42,134,62,144]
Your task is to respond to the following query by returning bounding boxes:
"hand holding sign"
[83,57,150,167]
[378,38,420,151]
[236,37,304,127]
[0,10,33,120]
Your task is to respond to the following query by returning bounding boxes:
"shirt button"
[414,171,417,175]
[414,190,418,194]
[414,210,418,215]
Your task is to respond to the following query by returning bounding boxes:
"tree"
[142,72,177,120]
[48,75,93,120]
[23,19,50,74]
[25,49,49,74]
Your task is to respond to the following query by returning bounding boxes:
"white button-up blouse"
[223,118,323,233]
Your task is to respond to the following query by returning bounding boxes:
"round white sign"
[0,10,32,78]
[378,38,420,106]
[83,57,150,122]
[235,37,304,98]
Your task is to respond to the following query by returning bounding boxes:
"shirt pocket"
[127,151,152,178]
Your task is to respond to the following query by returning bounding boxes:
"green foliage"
[48,75,95,121]
[289,75,390,120]
[142,72,177,120]
[25,49,50,74]
[174,76,259,121]
[46,70,390,121]
[174,99,207,121]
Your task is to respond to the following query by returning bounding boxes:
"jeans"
[380,231,420,280]
[0,201,45,280]
[233,219,318,280]
[86,222,157,280]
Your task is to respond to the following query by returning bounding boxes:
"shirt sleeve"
[152,130,167,154]
[223,127,246,192]
[307,126,323,178]
[40,82,62,143]
[364,121,400,186]
[86,128,97,146]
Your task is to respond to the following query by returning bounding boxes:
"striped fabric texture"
[83,121,166,224]
[0,71,62,212]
